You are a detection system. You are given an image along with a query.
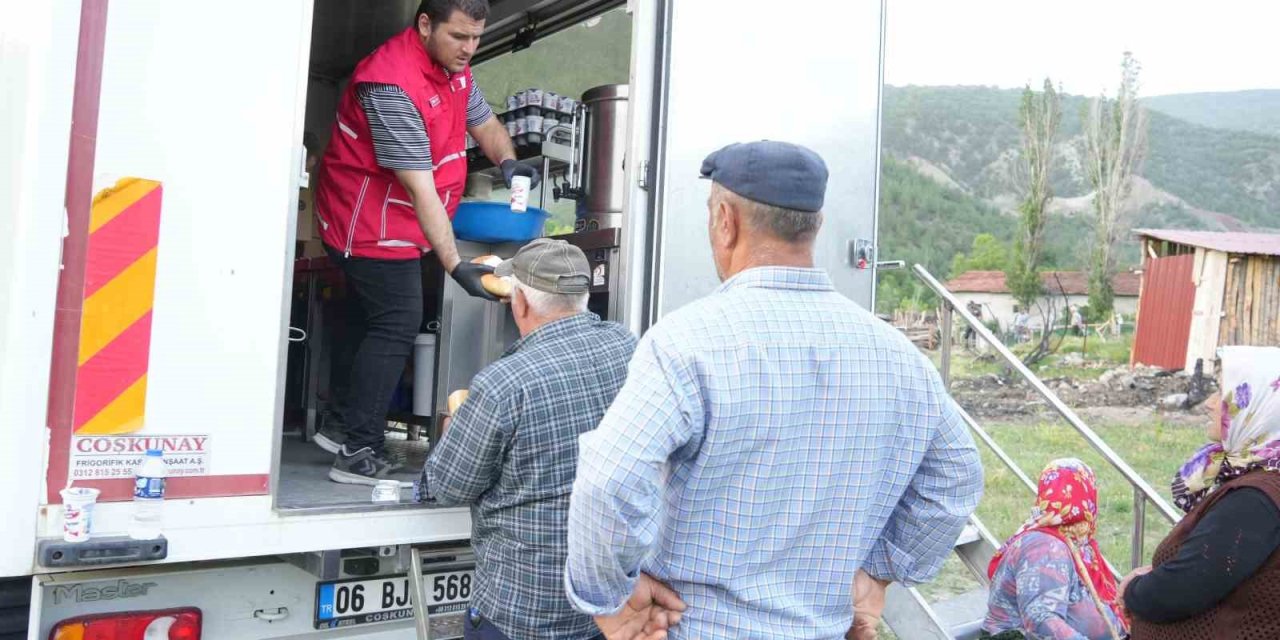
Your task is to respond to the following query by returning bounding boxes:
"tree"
[1007,79,1062,308]
[1082,52,1148,318]
[950,233,1010,278]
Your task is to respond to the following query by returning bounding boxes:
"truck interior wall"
[0,2,80,577]
[303,79,341,158]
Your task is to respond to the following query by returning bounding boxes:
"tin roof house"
[1131,229,1280,372]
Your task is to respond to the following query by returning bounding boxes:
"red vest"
[315,27,471,260]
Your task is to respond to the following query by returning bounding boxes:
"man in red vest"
[314,0,537,485]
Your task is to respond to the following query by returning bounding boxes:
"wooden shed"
[1132,229,1280,372]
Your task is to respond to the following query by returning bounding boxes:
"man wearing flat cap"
[417,238,636,640]
[565,141,983,640]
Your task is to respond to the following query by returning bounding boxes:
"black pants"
[325,245,422,452]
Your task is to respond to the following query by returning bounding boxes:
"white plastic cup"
[372,480,400,504]
[510,175,531,213]
[60,487,101,543]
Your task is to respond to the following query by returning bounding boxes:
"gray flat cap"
[699,141,828,212]
[495,238,591,294]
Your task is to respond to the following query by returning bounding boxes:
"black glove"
[450,261,498,301]
[501,159,542,189]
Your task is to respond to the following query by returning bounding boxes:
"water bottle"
[129,449,166,540]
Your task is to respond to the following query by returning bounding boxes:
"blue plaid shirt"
[565,267,983,639]
[419,312,636,640]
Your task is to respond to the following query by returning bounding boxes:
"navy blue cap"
[699,141,828,212]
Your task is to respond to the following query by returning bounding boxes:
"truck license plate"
[314,570,473,630]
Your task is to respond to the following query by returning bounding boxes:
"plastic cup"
[372,480,400,504]
[510,175,531,213]
[60,487,101,543]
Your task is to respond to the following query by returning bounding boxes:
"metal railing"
[912,265,1180,569]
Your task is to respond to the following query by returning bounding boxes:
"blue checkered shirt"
[564,267,983,639]
[419,312,636,640]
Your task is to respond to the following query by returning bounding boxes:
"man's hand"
[438,415,452,436]
[848,570,889,640]
[593,573,686,640]
[450,261,498,301]
[501,159,542,189]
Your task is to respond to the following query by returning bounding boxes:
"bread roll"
[481,273,513,298]
[447,389,469,415]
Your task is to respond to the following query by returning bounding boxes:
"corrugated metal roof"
[1134,229,1280,256]
[944,270,1140,296]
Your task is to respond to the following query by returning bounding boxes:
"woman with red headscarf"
[981,458,1126,640]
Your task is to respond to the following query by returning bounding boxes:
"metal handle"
[253,608,290,622]
[569,103,587,192]
[298,144,310,186]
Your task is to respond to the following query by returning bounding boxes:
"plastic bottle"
[129,449,167,540]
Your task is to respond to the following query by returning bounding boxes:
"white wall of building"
[957,292,1138,331]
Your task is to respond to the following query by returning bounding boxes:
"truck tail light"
[50,608,201,640]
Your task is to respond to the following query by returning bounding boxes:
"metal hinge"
[638,160,651,191]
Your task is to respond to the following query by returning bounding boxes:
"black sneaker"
[329,446,392,485]
[373,450,406,474]
[313,411,347,454]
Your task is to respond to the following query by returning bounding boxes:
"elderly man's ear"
[710,199,740,250]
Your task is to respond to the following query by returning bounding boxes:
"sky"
[884,0,1280,97]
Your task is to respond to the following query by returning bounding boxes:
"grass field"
[928,334,1135,381]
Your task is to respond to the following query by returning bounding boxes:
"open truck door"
[636,0,885,324]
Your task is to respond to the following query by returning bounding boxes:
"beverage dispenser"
[557,84,630,232]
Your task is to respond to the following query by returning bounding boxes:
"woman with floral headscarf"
[982,458,1126,640]
[1123,346,1280,637]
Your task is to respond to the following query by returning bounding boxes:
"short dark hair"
[417,0,489,26]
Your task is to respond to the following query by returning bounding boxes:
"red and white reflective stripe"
[344,176,370,257]
[388,198,413,207]
[338,119,358,139]
[378,184,392,239]
[435,151,465,168]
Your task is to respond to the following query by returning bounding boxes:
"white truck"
[1,1,885,637]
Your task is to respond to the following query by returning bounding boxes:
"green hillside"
[876,85,1280,312]
[1145,90,1280,138]
[881,85,1280,227]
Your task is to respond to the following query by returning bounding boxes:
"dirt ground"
[950,362,1217,427]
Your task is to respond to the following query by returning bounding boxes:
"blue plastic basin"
[452,201,548,244]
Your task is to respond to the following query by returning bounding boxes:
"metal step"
[881,517,1000,640]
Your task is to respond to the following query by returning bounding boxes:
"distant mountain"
[1145,90,1280,138]
[881,85,1280,229]
[875,85,1280,311]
